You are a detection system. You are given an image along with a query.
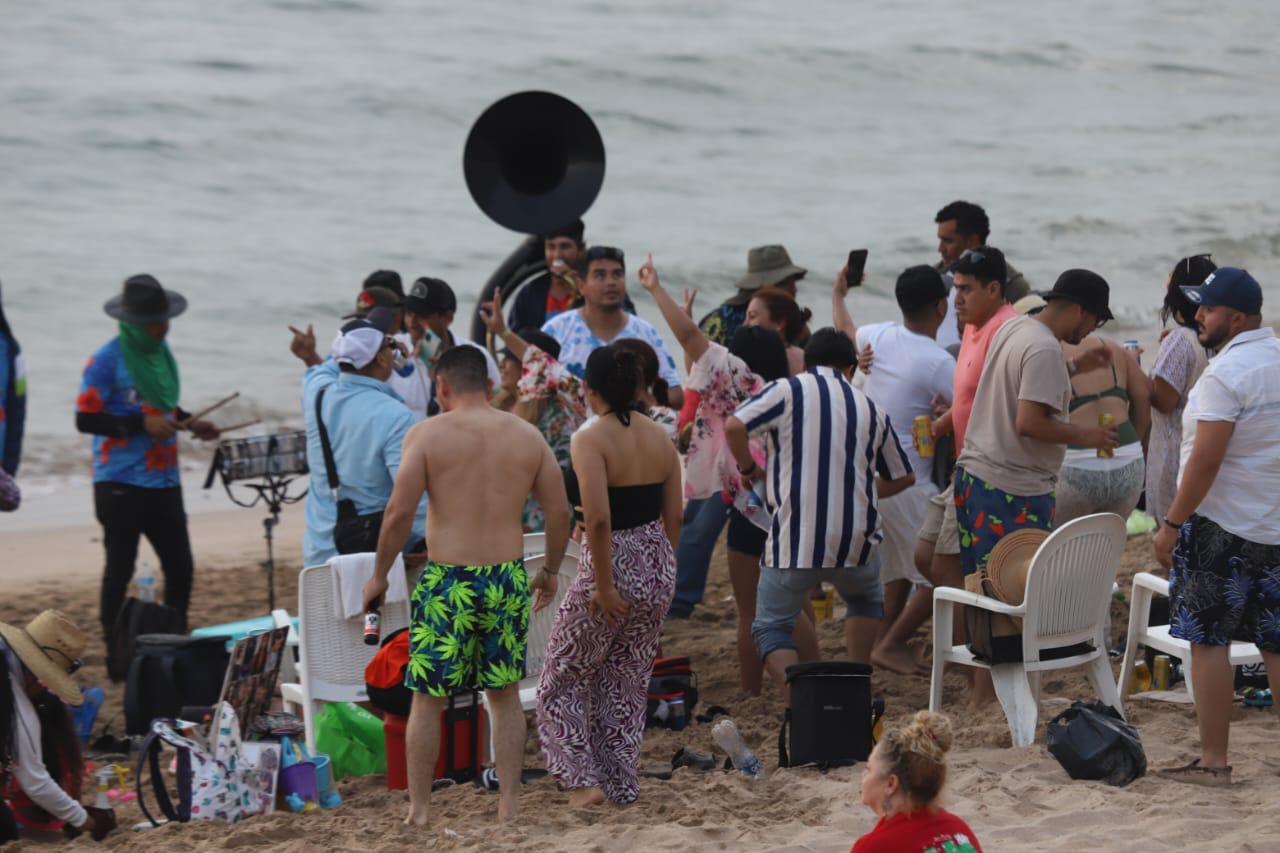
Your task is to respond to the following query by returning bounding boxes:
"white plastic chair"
[279,562,410,752]
[929,513,1128,747]
[1117,571,1263,703]
[522,532,582,562]
[270,608,300,687]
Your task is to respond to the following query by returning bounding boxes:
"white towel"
[329,553,409,620]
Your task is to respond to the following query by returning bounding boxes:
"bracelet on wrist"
[739,461,760,477]
[1163,516,1185,530]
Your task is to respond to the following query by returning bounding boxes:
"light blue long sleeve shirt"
[301,363,425,567]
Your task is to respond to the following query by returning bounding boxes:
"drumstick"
[216,419,262,435]
[179,392,239,426]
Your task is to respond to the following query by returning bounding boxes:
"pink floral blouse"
[517,346,587,533]
[684,343,766,503]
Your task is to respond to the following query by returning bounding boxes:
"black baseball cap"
[1180,267,1262,315]
[405,277,457,316]
[1045,269,1113,322]
[344,285,402,320]
[363,269,404,300]
[895,265,947,314]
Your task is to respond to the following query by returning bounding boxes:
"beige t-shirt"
[956,315,1071,495]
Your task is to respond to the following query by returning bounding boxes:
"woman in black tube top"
[536,344,682,808]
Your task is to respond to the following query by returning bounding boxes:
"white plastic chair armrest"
[932,586,1026,616]
[280,682,303,703]
[1132,572,1170,598]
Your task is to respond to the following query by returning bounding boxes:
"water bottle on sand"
[136,563,156,603]
[712,718,765,779]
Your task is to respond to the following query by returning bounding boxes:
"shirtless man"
[362,345,570,827]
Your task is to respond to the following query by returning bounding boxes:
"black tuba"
[464,91,605,342]
[463,91,605,235]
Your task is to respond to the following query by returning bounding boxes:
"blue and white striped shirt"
[733,366,912,570]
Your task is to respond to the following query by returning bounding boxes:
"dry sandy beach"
[2,517,1277,852]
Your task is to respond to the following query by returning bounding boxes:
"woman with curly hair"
[853,711,982,852]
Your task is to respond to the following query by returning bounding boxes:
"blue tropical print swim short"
[1169,514,1280,652]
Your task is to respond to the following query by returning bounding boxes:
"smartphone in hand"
[846,249,869,288]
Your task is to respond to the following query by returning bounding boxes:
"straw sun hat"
[984,528,1051,622]
[0,610,87,706]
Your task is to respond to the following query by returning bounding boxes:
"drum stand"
[205,447,307,613]
[236,474,305,611]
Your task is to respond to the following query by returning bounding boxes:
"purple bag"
[0,467,18,512]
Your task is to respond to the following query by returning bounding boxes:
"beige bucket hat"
[0,610,87,705]
[733,244,808,294]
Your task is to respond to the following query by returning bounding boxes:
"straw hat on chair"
[0,610,87,705]
[984,529,1051,626]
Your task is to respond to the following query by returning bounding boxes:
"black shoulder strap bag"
[315,387,384,555]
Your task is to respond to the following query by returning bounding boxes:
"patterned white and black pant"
[536,519,675,804]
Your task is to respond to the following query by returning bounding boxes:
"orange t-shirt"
[951,303,1017,452]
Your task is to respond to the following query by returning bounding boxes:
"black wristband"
[1162,516,1185,530]
[738,461,760,478]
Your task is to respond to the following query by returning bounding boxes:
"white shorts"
[877,480,938,586]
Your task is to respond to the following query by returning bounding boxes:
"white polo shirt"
[1179,327,1280,544]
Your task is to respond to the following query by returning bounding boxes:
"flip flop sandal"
[473,768,550,790]
[640,765,673,780]
[695,705,730,725]
[1156,759,1232,787]
[1242,688,1273,708]
[671,747,717,771]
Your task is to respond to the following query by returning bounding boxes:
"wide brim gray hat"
[103,273,187,323]
[733,244,807,293]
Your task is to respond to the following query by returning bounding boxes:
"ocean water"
[2,0,1278,491]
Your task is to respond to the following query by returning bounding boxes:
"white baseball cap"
[331,319,387,369]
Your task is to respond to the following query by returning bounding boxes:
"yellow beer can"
[1098,413,1116,458]
[913,415,935,458]
[1152,655,1171,691]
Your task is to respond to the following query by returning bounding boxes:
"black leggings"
[94,482,194,640]
[0,796,17,843]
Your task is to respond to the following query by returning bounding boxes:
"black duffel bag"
[1046,700,1146,787]
[124,634,231,735]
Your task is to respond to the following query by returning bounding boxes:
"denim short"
[751,557,884,660]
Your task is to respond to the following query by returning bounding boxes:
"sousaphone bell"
[463,91,605,235]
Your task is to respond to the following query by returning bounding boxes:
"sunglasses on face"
[957,249,986,265]
[42,645,82,674]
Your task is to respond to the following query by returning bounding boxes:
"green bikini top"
[1068,363,1139,449]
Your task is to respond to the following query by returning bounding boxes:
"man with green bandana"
[76,274,221,643]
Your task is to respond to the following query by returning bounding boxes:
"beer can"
[1123,339,1140,367]
[1129,660,1151,695]
[913,415,935,458]
[1097,413,1116,459]
[812,586,834,620]
[363,610,381,646]
[1152,655,1171,691]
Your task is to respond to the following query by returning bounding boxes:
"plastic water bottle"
[669,697,686,731]
[136,563,156,603]
[712,718,765,779]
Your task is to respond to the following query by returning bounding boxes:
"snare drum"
[216,431,309,481]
